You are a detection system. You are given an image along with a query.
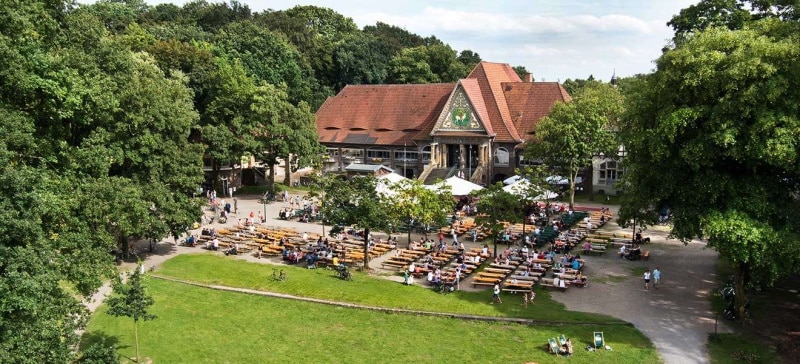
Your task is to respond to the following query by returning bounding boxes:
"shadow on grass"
[78,330,125,351]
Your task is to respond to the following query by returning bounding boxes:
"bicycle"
[271,268,287,282]
[723,300,751,320]
[335,265,352,281]
[433,281,454,294]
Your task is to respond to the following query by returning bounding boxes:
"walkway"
[549,202,731,364]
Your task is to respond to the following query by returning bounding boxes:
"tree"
[618,19,800,319]
[513,65,531,81]
[667,0,751,39]
[384,179,454,247]
[214,20,318,105]
[524,82,623,208]
[107,265,157,363]
[331,32,391,90]
[362,21,426,57]
[387,44,469,84]
[0,3,203,361]
[319,176,391,269]
[457,49,481,69]
[471,183,522,257]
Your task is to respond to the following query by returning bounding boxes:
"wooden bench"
[472,280,497,288]
[539,278,568,292]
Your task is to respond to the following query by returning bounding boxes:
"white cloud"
[359,7,657,38]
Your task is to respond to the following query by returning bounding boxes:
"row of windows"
[327,147,431,162]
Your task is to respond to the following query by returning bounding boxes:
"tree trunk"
[283,155,292,187]
[407,224,412,249]
[134,319,140,362]
[268,163,276,193]
[363,227,371,269]
[567,166,576,209]
[734,261,747,321]
[586,162,594,201]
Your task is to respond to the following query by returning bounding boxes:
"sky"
[91,0,701,81]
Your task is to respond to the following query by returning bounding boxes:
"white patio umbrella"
[546,175,583,185]
[503,179,558,200]
[427,176,483,196]
[503,175,523,185]
[376,172,408,198]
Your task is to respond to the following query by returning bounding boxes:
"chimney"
[525,72,534,83]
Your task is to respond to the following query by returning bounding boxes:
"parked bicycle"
[723,300,751,320]
[433,281,454,294]
[335,264,352,281]
[718,277,735,302]
[271,268,287,282]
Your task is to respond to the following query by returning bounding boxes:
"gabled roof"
[422,79,494,139]
[503,82,572,141]
[460,78,494,136]
[316,83,454,146]
[467,62,523,142]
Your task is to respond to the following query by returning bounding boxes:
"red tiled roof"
[467,62,523,142]
[316,83,454,146]
[503,82,571,143]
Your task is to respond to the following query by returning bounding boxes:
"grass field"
[82,254,661,363]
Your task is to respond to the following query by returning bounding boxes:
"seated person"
[225,243,238,256]
[185,234,196,247]
[559,338,574,356]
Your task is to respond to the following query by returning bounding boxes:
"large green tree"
[320,176,391,269]
[0,2,204,361]
[525,82,623,208]
[471,183,522,257]
[618,18,800,319]
[384,179,454,247]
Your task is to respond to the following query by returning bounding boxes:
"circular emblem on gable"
[451,108,471,127]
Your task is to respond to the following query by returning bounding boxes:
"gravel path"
[548,207,733,364]
[84,195,733,363]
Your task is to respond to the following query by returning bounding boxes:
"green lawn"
[707,333,780,364]
[82,254,660,363]
[154,254,628,322]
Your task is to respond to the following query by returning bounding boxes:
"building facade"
[315,62,571,184]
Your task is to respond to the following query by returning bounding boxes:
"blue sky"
[90,0,700,81]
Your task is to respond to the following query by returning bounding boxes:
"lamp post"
[260,195,268,224]
[403,143,407,178]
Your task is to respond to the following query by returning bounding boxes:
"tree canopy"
[618,16,800,318]
[525,81,624,208]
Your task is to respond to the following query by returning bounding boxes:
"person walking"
[491,281,502,304]
[653,267,661,289]
[643,269,652,290]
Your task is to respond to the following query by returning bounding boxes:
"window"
[366,148,390,163]
[341,148,364,163]
[598,160,623,185]
[420,146,431,162]
[494,148,509,166]
[394,150,418,161]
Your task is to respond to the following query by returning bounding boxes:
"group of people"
[618,244,642,260]
[643,267,662,290]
